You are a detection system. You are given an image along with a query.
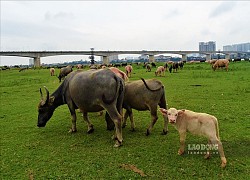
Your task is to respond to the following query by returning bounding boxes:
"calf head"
[37,87,55,127]
[159,108,185,124]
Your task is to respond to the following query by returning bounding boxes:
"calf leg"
[82,112,94,134]
[210,137,227,168]
[204,140,211,159]
[178,131,186,155]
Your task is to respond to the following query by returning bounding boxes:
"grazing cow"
[146,64,152,72]
[207,59,217,65]
[155,66,166,76]
[109,67,129,82]
[50,68,55,76]
[125,65,133,77]
[159,108,227,168]
[58,65,73,82]
[212,59,229,71]
[178,61,184,69]
[172,62,179,73]
[37,69,125,147]
[121,78,169,135]
[76,64,83,69]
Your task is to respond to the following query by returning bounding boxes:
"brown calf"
[159,107,227,168]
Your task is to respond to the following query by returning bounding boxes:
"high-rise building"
[223,42,250,52]
[199,41,216,51]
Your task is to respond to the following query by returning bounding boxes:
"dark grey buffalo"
[122,78,169,135]
[120,78,168,135]
[58,65,73,82]
[37,69,125,147]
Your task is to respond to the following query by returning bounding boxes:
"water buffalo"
[122,78,169,135]
[58,65,73,82]
[37,69,125,147]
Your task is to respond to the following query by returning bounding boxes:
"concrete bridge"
[0,50,248,67]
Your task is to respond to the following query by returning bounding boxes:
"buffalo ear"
[48,96,55,105]
[159,108,168,115]
[178,109,185,116]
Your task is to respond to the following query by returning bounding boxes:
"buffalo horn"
[44,86,50,104]
[40,88,43,100]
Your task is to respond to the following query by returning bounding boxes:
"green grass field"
[1,61,250,179]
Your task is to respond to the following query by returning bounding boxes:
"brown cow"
[155,66,166,76]
[50,68,55,76]
[212,59,229,71]
[159,107,227,168]
[125,65,133,77]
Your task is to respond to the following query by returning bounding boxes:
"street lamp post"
[89,48,95,65]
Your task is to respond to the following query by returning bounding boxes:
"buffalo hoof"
[130,128,135,132]
[68,129,77,133]
[161,130,168,135]
[122,124,127,128]
[87,128,94,134]
[146,129,150,136]
[114,140,123,148]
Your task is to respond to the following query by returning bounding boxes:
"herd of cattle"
[38,59,229,168]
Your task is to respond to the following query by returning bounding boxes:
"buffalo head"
[37,87,55,127]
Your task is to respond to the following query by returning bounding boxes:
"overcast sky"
[1,1,250,66]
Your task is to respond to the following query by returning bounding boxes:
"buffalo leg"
[68,105,77,133]
[83,112,94,134]
[146,106,158,136]
[105,106,123,147]
[123,108,135,131]
[105,112,115,131]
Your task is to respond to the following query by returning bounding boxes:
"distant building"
[29,58,34,66]
[199,41,216,51]
[100,55,118,62]
[223,42,250,52]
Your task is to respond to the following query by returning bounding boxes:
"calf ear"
[159,108,168,115]
[178,109,185,116]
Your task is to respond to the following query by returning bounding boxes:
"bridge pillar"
[181,54,187,62]
[206,54,211,61]
[149,55,155,62]
[34,56,41,67]
[225,54,230,60]
[102,56,109,64]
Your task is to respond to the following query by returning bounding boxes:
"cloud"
[44,11,75,21]
[209,1,237,18]
[164,9,180,19]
